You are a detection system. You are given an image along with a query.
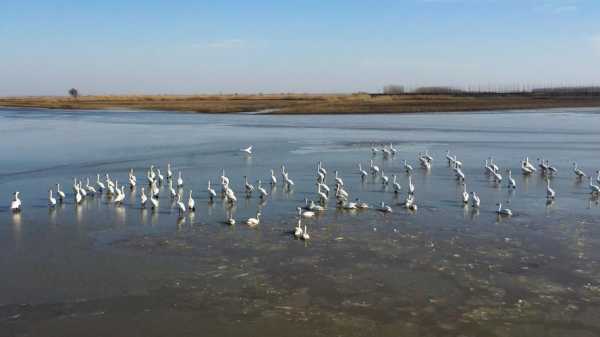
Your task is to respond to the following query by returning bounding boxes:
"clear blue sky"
[1,0,599,95]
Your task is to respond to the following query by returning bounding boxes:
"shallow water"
[2,107,600,336]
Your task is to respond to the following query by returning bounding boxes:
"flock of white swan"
[7,143,600,240]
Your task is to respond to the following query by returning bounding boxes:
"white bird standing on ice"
[96,174,105,192]
[378,201,392,213]
[176,194,186,215]
[408,175,415,194]
[56,183,66,202]
[496,203,512,216]
[169,180,177,199]
[298,206,315,219]
[370,160,380,175]
[75,187,83,205]
[294,219,304,238]
[140,187,148,207]
[246,212,261,227]
[471,192,480,208]
[207,180,217,201]
[150,194,159,210]
[573,162,586,178]
[403,160,413,173]
[392,175,402,194]
[462,184,469,204]
[358,163,368,180]
[546,178,556,199]
[177,171,184,188]
[241,145,253,154]
[257,180,268,199]
[114,186,125,205]
[166,163,173,180]
[589,177,600,194]
[48,189,56,207]
[507,169,516,189]
[302,225,310,240]
[86,178,97,195]
[11,192,21,212]
[270,169,277,185]
[188,190,195,211]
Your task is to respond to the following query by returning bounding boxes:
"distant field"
[2,93,600,114]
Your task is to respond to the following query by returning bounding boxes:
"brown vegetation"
[1,93,600,114]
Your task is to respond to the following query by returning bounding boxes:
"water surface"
[2,107,600,337]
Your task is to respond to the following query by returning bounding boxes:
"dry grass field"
[2,93,600,114]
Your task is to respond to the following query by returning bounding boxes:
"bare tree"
[68,88,79,99]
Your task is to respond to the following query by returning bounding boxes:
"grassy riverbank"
[2,93,600,114]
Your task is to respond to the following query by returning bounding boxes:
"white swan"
[75,187,83,205]
[358,163,368,179]
[317,185,328,203]
[334,171,344,186]
[177,171,184,188]
[169,180,177,199]
[298,206,315,218]
[294,219,304,238]
[419,154,431,170]
[151,180,160,198]
[318,161,327,176]
[403,160,413,173]
[573,162,586,178]
[308,199,326,212]
[207,180,217,200]
[317,182,330,194]
[48,189,56,207]
[188,190,195,210]
[56,183,66,202]
[408,175,415,194]
[462,184,469,204]
[423,150,433,162]
[392,175,402,193]
[455,165,465,181]
[489,157,499,172]
[79,181,87,198]
[226,213,236,225]
[546,178,556,199]
[590,177,600,194]
[225,187,237,203]
[163,164,171,180]
[270,169,277,185]
[378,201,392,213]
[523,157,537,172]
[10,192,21,212]
[471,192,480,208]
[140,187,148,207]
[176,194,186,215]
[246,212,261,227]
[114,186,125,205]
[86,178,97,195]
[96,174,105,191]
[302,225,310,240]
[507,169,516,189]
[257,180,268,199]
[244,176,255,194]
[370,160,380,175]
[150,195,159,210]
[380,169,389,185]
[496,203,512,216]
[241,145,253,154]
[446,150,453,163]
[156,169,164,184]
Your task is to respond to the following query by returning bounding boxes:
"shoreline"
[2,94,600,115]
